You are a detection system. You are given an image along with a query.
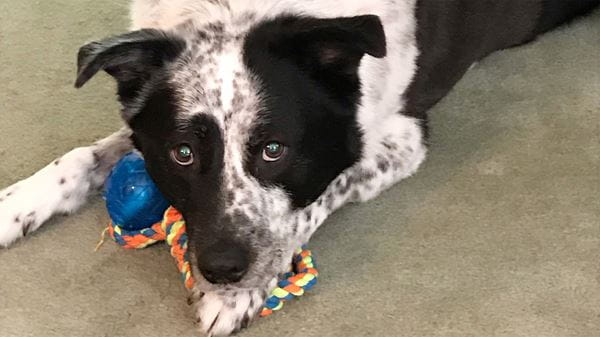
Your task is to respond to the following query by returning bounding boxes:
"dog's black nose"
[197,240,250,284]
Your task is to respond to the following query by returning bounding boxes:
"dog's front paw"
[192,288,268,336]
[0,180,46,247]
[0,148,97,247]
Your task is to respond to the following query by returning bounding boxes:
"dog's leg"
[297,114,428,243]
[0,128,133,247]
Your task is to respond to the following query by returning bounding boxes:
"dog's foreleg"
[296,114,427,243]
[0,128,133,247]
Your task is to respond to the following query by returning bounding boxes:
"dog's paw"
[192,288,268,336]
[0,148,97,247]
[0,178,53,247]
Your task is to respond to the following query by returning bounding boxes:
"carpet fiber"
[0,2,598,336]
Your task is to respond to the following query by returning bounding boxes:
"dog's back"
[404,0,600,123]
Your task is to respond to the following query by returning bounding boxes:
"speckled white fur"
[0,128,133,247]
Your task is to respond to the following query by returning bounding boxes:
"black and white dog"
[1,0,598,335]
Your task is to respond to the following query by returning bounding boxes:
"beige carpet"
[0,2,598,336]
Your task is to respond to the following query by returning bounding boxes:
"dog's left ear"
[245,15,386,85]
[244,15,386,103]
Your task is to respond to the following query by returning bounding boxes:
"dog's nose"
[197,240,250,284]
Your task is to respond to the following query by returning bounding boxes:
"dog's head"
[76,13,385,317]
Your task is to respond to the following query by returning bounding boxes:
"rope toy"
[102,152,318,317]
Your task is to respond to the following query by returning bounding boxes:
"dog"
[1,0,598,335]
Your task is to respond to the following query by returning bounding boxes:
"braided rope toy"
[107,206,319,317]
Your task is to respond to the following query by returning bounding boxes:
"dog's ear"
[244,15,386,103]
[245,15,386,86]
[75,29,185,99]
[274,15,386,65]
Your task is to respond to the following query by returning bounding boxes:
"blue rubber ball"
[104,152,170,230]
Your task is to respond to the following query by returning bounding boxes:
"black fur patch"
[130,85,225,221]
[242,15,387,207]
[403,0,540,134]
[535,0,600,34]
[403,0,599,136]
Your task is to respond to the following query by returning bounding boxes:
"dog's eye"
[262,141,285,162]
[171,144,194,166]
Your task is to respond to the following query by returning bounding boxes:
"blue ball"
[104,152,170,231]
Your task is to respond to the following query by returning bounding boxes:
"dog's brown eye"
[262,141,285,162]
[171,144,194,166]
